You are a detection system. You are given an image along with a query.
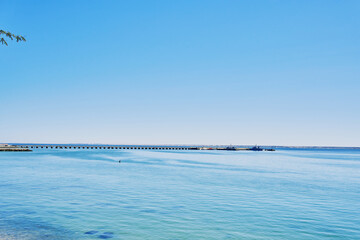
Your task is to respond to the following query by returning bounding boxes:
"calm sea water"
[0,149,359,239]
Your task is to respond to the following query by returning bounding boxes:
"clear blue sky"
[1,0,359,146]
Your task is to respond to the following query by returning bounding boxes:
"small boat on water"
[249,145,263,151]
[248,145,276,151]
[225,146,237,151]
[216,145,237,151]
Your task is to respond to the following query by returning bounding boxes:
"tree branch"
[0,30,26,46]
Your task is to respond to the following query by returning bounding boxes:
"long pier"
[13,144,193,151]
[10,144,275,151]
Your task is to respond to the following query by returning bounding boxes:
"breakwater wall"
[0,147,32,152]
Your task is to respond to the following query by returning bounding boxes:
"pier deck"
[13,144,191,151]
[8,144,274,151]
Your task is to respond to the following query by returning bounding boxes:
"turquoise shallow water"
[0,149,359,239]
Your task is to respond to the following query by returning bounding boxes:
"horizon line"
[3,143,360,149]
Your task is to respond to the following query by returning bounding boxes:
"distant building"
[0,144,13,147]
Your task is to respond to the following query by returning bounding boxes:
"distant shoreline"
[2,143,360,150]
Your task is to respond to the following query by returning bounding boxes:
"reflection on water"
[0,149,360,239]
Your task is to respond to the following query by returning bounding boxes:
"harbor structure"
[6,144,275,151]
[0,144,32,152]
